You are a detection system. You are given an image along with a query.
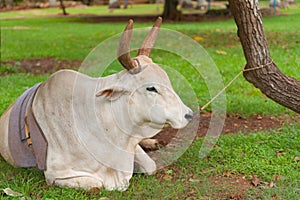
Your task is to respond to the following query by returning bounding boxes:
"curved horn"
[138,17,162,57]
[118,19,138,71]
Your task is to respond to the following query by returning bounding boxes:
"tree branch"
[228,0,300,113]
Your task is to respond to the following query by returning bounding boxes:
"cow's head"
[97,18,193,137]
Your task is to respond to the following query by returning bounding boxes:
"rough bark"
[228,0,300,113]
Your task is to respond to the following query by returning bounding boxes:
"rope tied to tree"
[200,60,274,111]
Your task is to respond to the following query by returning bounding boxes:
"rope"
[200,60,273,111]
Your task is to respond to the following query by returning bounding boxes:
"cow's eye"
[146,86,158,93]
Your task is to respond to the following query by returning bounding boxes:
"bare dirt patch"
[1,58,81,75]
[205,174,255,200]
[156,164,257,200]
[153,112,299,147]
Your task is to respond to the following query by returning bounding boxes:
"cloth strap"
[8,83,47,170]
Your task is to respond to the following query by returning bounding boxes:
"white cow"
[0,18,193,191]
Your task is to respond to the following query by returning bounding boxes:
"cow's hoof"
[139,139,160,151]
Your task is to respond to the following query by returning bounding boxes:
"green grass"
[0,4,164,19]
[0,123,299,199]
[0,1,230,20]
[1,2,300,199]
[210,125,300,182]
[2,10,299,115]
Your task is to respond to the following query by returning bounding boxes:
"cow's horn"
[138,17,162,57]
[118,19,139,73]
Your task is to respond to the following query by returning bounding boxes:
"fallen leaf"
[87,187,101,195]
[228,193,235,199]
[224,171,231,177]
[273,174,284,184]
[238,153,245,157]
[162,174,172,180]
[275,150,285,156]
[216,50,227,55]
[19,198,30,200]
[3,188,23,197]
[271,193,278,199]
[251,175,260,187]
[201,167,215,173]
[193,36,204,41]
[294,156,300,161]
[186,197,195,200]
[269,181,275,188]
[256,115,263,120]
[189,178,200,183]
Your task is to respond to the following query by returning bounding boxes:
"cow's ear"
[96,87,129,101]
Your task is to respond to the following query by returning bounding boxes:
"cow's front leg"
[134,145,156,175]
[53,176,103,189]
[45,171,103,189]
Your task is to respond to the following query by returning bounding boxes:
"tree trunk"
[162,0,182,21]
[58,0,68,15]
[123,0,128,9]
[181,0,193,9]
[228,0,300,113]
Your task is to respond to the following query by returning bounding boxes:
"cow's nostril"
[184,113,193,122]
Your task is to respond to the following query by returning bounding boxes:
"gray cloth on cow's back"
[8,83,47,170]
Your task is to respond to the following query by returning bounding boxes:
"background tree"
[58,0,67,15]
[82,0,93,6]
[181,0,193,9]
[0,0,13,9]
[162,0,181,20]
[228,0,300,113]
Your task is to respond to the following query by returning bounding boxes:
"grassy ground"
[0,4,164,19]
[1,2,300,199]
[1,13,300,115]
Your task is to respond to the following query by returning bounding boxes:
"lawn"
[0,2,300,199]
[0,4,164,19]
